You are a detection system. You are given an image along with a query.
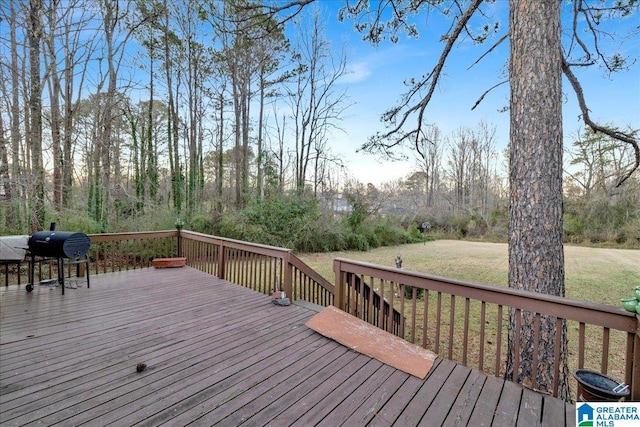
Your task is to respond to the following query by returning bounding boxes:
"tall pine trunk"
[507,0,570,399]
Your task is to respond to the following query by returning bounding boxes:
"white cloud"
[339,61,373,84]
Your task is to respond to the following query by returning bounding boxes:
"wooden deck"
[0,267,575,426]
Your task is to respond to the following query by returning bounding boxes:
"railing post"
[333,259,344,311]
[633,315,640,401]
[217,242,226,280]
[284,252,293,300]
[177,230,182,257]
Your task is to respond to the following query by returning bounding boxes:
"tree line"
[2,1,636,244]
[0,0,351,233]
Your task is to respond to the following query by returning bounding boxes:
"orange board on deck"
[305,305,437,379]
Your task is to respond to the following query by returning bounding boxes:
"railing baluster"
[410,287,417,344]
[553,317,563,397]
[463,297,470,365]
[513,308,521,383]
[422,290,429,349]
[448,294,455,360]
[602,327,610,374]
[479,301,486,371]
[399,283,406,339]
[495,305,503,377]
[436,292,442,355]
[377,279,385,331]
[578,322,586,369]
[531,313,541,390]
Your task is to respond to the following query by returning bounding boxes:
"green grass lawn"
[298,240,640,306]
[298,240,639,394]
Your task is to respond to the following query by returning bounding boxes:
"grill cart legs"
[27,254,90,295]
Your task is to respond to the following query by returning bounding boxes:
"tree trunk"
[0,114,10,221]
[28,0,45,232]
[163,0,181,213]
[45,2,63,211]
[148,52,158,204]
[232,57,243,208]
[507,0,569,399]
[62,40,74,210]
[257,66,266,200]
[216,90,224,213]
[8,1,23,230]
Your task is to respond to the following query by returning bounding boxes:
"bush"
[445,215,471,238]
[47,210,103,234]
[617,218,640,247]
[218,194,327,250]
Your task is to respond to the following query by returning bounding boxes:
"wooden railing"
[333,257,639,400]
[178,230,334,306]
[1,230,334,306]
[89,231,179,273]
[4,230,637,401]
[1,231,179,287]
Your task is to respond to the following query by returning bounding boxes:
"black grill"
[28,231,91,259]
[26,224,91,294]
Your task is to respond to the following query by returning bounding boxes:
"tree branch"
[467,32,508,71]
[361,0,484,154]
[471,79,508,110]
[562,58,639,187]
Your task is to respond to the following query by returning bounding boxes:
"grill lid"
[28,231,91,259]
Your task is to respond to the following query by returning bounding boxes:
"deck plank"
[391,358,457,426]
[517,387,543,426]
[290,360,390,426]
[441,367,487,426]
[339,369,415,426]
[365,360,440,427]
[225,349,362,426]
[175,340,344,426]
[313,363,397,426]
[0,267,574,427]
[467,374,505,426]
[541,393,569,427]
[492,378,523,427]
[417,363,477,425]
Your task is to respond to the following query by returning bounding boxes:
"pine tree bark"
[507,0,570,399]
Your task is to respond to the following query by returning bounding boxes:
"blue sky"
[309,1,640,185]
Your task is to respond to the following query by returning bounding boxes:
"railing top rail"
[179,230,293,258]
[334,257,636,332]
[289,252,335,295]
[88,230,178,242]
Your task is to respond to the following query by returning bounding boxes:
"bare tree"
[447,127,471,214]
[288,9,349,193]
[27,0,45,232]
[0,1,26,230]
[414,124,443,208]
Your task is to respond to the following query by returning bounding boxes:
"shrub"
[48,210,103,234]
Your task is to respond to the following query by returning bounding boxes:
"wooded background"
[1,0,638,250]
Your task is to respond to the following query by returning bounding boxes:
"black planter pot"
[573,369,629,402]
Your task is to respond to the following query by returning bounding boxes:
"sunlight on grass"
[298,240,640,306]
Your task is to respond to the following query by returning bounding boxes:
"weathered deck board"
[0,267,575,426]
